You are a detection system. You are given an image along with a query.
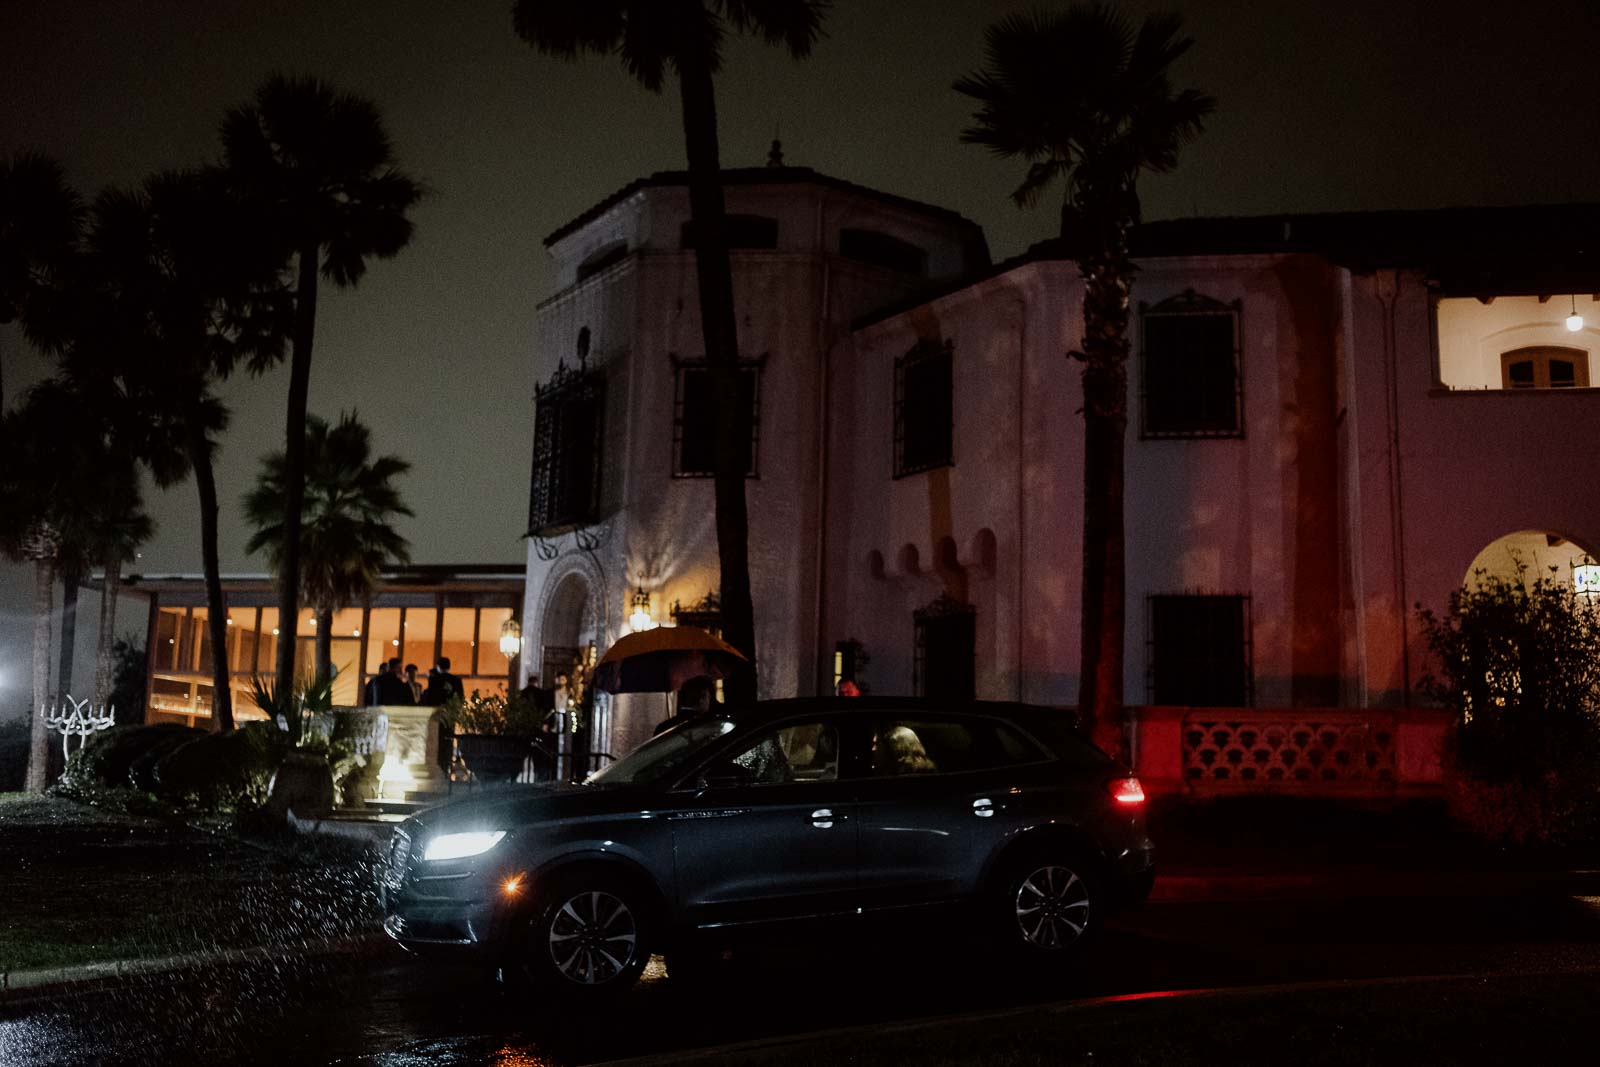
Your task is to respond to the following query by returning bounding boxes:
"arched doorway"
[540,572,595,691]
[1463,530,1597,591]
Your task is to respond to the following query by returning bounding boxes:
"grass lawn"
[0,792,379,973]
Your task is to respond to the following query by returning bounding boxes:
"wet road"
[7,886,1600,1066]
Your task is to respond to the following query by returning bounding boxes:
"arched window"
[576,241,628,282]
[840,228,927,276]
[1499,345,1589,389]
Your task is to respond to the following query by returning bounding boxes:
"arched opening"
[540,572,593,688]
[1463,530,1597,590]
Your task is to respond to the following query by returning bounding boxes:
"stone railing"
[1130,706,1450,798]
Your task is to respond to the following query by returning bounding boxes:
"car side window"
[718,722,841,786]
[869,718,1048,777]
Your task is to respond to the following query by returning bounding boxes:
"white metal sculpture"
[43,695,116,762]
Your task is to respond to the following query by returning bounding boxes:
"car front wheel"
[524,874,650,996]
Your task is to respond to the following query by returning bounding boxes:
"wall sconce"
[629,585,655,632]
[499,618,522,658]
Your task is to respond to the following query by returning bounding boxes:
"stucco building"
[523,167,1600,761]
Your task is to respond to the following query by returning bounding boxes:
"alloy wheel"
[1014,864,1091,949]
[546,889,639,985]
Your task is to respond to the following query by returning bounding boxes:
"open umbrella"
[592,625,749,694]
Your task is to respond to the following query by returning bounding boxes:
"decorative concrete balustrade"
[1130,706,1451,798]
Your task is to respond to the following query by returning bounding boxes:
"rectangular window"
[680,214,779,250]
[1141,292,1243,438]
[840,228,927,276]
[529,363,605,536]
[894,339,954,477]
[1148,594,1252,707]
[913,596,975,700]
[402,607,437,674]
[673,360,761,478]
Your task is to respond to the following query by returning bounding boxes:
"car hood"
[402,782,653,837]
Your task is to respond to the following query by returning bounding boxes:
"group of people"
[363,656,467,708]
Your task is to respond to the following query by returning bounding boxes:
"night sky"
[3,0,1598,702]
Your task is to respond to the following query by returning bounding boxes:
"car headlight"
[423,830,507,861]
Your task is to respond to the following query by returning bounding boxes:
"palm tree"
[68,169,291,732]
[955,4,1213,754]
[0,379,112,789]
[221,76,423,697]
[89,478,154,707]
[0,152,83,411]
[512,0,828,702]
[244,411,412,683]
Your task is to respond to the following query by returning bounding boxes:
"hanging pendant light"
[1567,294,1584,332]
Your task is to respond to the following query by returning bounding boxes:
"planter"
[455,735,545,785]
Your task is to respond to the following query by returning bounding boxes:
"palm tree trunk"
[93,557,122,706]
[314,607,333,683]
[275,241,318,693]
[677,53,758,705]
[1075,237,1133,761]
[55,560,82,704]
[188,423,235,732]
[26,554,55,792]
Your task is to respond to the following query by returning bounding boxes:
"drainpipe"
[1376,270,1412,704]
[811,195,833,696]
[1010,295,1028,704]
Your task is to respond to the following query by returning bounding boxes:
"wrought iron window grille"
[528,358,606,539]
[670,591,723,637]
[1138,290,1245,439]
[670,355,764,479]
[913,593,976,699]
[1146,592,1254,708]
[894,338,955,478]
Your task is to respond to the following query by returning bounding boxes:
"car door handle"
[810,808,847,828]
[973,798,996,818]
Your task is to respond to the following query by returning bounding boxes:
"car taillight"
[1108,777,1145,804]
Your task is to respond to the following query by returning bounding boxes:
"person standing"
[654,676,716,736]
[435,656,465,701]
[403,663,424,703]
[377,656,413,705]
[364,662,389,707]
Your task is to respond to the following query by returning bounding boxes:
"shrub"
[1418,564,1600,845]
[59,723,205,790]
[441,690,545,737]
[152,721,289,813]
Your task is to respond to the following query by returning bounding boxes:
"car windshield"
[585,718,737,787]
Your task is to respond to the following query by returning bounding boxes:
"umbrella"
[592,625,749,694]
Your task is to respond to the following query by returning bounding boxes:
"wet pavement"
[6,885,1600,1066]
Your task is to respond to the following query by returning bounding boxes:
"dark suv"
[381,697,1154,995]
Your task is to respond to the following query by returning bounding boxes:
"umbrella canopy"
[592,625,749,694]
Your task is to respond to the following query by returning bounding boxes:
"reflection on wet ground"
[8,889,1600,1066]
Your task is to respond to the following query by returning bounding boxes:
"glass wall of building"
[144,578,522,725]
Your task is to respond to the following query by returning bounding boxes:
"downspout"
[810,194,832,695]
[1011,295,1028,704]
[1377,270,1411,703]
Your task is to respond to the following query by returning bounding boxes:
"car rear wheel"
[994,851,1100,962]
[524,874,650,997]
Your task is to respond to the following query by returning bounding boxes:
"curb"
[0,932,389,1003]
[1149,867,1600,902]
[585,968,1600,1067]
